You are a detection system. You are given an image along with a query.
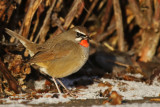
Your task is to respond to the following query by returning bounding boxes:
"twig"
[139,29,160,62]
[19,0,42,38]
[153,0,160,31]
[30,4,44,42]
[50,0,83,38]
[97,0,112,35]
[81,0,99,25]
[145,0,153,24]
[128,0,148,29]
[52,13,65,31]
[97,23,115,42]
[63,0,82,29]
[34,0,56,43]
[113,0,124,51]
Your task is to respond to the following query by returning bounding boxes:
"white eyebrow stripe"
[75,29,86,35]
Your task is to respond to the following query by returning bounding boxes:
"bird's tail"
[5,28,38,56]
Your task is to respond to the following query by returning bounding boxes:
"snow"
[34,80,46,90]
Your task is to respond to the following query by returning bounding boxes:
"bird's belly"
[38,53,87,78]
[47,57,85,78]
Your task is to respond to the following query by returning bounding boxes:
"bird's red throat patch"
[79,40,89,48]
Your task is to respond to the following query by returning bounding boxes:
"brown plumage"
[5,26,90,95]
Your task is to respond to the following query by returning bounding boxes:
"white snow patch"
[0,104,31,107]
[125,73,143,78]
[34,80,46,90]
[100,78,160,100]
[152,76,160,86]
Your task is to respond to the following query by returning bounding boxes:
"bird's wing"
[28,40,77,63]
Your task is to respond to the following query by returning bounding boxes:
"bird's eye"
[76,32,86,38]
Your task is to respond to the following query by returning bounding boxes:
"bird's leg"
[57,79,78,98]
[57,79,69,93]
[52,77,62,94]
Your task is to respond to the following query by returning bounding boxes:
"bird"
[5,26,90,95]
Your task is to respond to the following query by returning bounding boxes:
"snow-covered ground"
[0,73,160,106]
